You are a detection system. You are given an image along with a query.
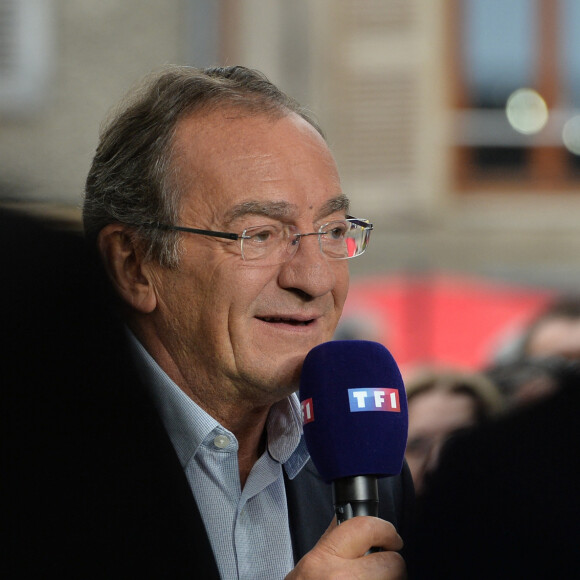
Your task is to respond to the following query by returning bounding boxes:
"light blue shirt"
[128,333,310,580]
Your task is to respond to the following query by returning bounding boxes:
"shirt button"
[213,434,230,449]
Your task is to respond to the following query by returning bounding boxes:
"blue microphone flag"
[299,340,408,484]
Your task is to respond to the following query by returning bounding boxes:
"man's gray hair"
[83,65,323,268]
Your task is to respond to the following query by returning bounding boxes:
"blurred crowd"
[404,293,580,494]
[400,294,580,578]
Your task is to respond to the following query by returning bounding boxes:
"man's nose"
[278,234,336,298]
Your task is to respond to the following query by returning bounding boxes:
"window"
[450,0,580,191]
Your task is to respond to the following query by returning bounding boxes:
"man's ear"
[97,224,158,314]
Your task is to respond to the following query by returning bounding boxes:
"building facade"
[1,0,579,289]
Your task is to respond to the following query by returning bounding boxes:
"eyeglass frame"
[143,215,373,261]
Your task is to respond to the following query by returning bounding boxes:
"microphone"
[299,340,408,524]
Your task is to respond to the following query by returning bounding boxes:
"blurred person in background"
[485,295,580,408]
[404,368,504,495]
[1,207,148,576]
[519,294,580,362]
[484,356,568,409]
[406,361,580,579]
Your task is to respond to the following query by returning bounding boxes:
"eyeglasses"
[147,216,373,264]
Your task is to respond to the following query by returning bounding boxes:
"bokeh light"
[562,115,580,155]
[505,88,549,135]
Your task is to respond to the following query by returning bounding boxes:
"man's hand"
[286,516,406,579]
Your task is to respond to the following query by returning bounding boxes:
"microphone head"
[299,340,408,483]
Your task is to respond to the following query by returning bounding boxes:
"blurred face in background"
[526,316,580,361]
[405,389,477,495]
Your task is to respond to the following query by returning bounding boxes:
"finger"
[354,549,407,580]
[319,516,404,559]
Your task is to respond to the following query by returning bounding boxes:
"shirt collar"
[126,330,309,478]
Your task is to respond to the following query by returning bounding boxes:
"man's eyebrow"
[317,194,350,219]
[228,201,297,221]
[227,194,350,222]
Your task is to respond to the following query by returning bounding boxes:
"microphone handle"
[332,475,379,524]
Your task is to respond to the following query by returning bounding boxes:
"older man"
[80,65,412,578]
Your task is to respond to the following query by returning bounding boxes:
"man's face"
[145,109,350,405]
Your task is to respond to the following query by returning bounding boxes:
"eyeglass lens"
[240,220,370,263]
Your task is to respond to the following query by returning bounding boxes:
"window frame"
[448,0,580,193]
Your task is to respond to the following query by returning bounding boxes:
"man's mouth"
[258,316,315,326]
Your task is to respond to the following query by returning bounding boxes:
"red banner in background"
[338,273,555,374]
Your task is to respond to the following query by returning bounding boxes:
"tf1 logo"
[301,398,315,425]
[301,387,401,425]
[348,388,401,413]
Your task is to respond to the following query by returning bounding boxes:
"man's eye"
[326,226,347,240]
[248,226,277,243]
